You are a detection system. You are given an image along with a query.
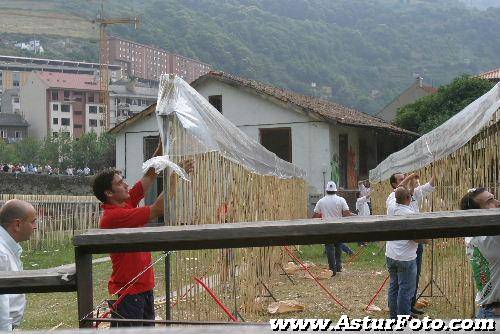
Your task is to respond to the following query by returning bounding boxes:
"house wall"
[0,126,27,142]
[114,112,159,185]
[377,80,433,122]
[20,74,48,139]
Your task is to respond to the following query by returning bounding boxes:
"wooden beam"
[75,248,93,328]
[0,268,76,294]
[73,209,500,254]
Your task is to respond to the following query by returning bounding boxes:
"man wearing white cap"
[312,181,352,275]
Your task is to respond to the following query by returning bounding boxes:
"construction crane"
[93,2,139,129]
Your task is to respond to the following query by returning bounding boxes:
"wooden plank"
[0,268,76,294]
[73,209,500,254]
[75,248,93,329]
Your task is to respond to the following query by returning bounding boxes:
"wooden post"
[75,247,93,328]
[161,77,174,321]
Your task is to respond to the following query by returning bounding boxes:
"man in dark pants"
[313,181,352,275]
[93,142,193,326]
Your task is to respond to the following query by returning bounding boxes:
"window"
[64,90,70,100]
[88,94,94,103]
[53,132,58,138]
[88,106,98,114]
[13,97,19,103]
[126,98,132,105]
[100,120,105,126]
[52,104,59,111]
[53,118,58,125]
[89,119,98,127]
[339,134,348,188]
[0,71,3,87]
[15,131,21,139]
[259,128,292,162]
[99,106,104,113]
[12,72,20,87]
[52,91,58,100]
[208,95,222,113]
[61,118,70,126]
[61,104,70,112]
[0,131,6,138]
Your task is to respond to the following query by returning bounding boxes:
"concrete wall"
[0,173,93,195]
[20,73,48,139]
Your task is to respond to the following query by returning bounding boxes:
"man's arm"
[0,256,12,331]
[149,191,165,220]
[342,210,353,217]
[312,212,322,218]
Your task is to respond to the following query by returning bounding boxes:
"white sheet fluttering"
[370,82,500,182]
[144,74,306,179]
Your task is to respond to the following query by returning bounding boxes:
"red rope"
[193,276,238,322]
[344,244,368,266]
[283,246,349,311]
[364,274,390,311]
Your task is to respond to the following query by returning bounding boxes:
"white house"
[110,71,417,203]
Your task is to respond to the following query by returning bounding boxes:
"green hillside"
[1,0,499,114]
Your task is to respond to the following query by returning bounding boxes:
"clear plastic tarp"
[143,74,306,179]
[370,82,500,182]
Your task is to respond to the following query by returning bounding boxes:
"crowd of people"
[0,163,92,176]
[0,146,498,329]
[313,172,499,322]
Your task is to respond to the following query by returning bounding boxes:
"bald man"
[0,200,37,331]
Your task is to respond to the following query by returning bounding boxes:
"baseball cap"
[325,181,337,192]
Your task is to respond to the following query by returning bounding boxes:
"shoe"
[411,307,424,315]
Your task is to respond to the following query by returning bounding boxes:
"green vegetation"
[394,76,495,134]
[1,1,499,114]
[0,132,115,170]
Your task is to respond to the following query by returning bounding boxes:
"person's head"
[395,186,411,205]
[325,181,337,195]
[460,188,500,210]
[390,173,405,189]
[92,169,129,204]
[0,199,37,243]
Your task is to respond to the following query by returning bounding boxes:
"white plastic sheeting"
[143,75,306,179]
[370,82,500,182]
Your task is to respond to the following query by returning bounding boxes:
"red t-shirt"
[99,181,154,295]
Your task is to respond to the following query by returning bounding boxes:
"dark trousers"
[111,290,155,327]
[325,243,342,272]
[412,243,424,307]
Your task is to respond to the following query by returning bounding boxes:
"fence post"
[75,247,93,328]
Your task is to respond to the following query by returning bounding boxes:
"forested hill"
[4,0,500,114]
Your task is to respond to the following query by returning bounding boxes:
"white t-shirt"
[386,182,435,215]
[314,194,349,219]
[385,204,418,261]
[356,196,370,216]
[465,235,500,306]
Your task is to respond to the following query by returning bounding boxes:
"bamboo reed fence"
[370,109,499,317]
[0,194,101,250]
[161,115,308,321]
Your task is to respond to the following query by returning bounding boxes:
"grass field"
[17,242,462,330]
[0,1,95,38]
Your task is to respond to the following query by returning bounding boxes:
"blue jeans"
[412,243,424,306]
[477,305,500,319]
[325,244,342,272]
[339,243,353,255]
[387,257,417,319]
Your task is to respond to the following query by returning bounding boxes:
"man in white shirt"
[386,187,428,319]
[0,200,37,331]
[460,188,500,319]
[313,181,352,275]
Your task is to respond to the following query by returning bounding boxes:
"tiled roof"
[477,68,500,81]
[34,71,101,91]
[0,113,29,127]
[191,71,417,136]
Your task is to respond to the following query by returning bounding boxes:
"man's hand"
[169,159,195,199]
[153,139,162,157]
[178,159,194,174]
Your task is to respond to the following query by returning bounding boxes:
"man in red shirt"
[92,143,193,326]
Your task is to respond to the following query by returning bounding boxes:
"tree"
[12,137,41,164]
[394,76,495,134]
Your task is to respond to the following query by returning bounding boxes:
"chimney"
[418,76,423,88]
